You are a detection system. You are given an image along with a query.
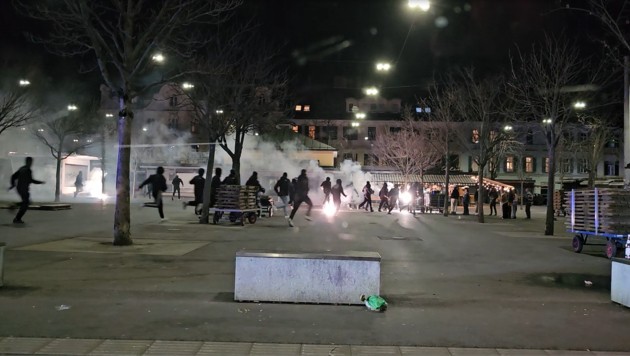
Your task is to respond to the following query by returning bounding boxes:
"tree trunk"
[477,167,485,223]
[54,150,62,202]
[101,129,106,195]
[545,144,557,236]
[113,94,133,246]
[232,153,242,185]
[199,143,216,224]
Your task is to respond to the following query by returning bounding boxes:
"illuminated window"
[472,129,479,143]
[295,105,302,111]
[292,125,299,133]
[308,125,316,139]
[326,126,338,140]
[525,156,534,173]
[544,158,549,173]
[559,158,572,174]
[304,105,310,112]
[505,156,515,173]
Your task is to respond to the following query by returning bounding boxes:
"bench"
[234,251,381,305]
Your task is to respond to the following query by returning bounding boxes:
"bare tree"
[372,108,441,186]
[18,0,242,245]
[0,88,37,136]
[33,105,98,202]
[575,115,618,187]
[508,36,606,235]
[423,77,461,217]
[455,69,516,223]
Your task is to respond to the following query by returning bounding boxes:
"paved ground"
[0,198,629,355]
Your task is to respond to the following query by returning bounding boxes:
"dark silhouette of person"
[171,174,183,200]
[274,172,291,217]
[489,187,498,216]
[209,168,221,208]
[462,187,470,215]
[245,171,265,193]
[525,188,533,219]
[288,178,297,205]
[288,169,313,226]
[378,182,389,212]
[9,156,44,224]
[139,166,168,220]
[74,171,83,198]
[222,169,238,185]
[331,178,347,215]
[387,184,400,214]
[358,181,374,212]
[320,177,332,204]
[184,168,206,214]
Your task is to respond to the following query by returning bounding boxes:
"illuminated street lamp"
[216,109,224,114]
[542,118,553,125]
[355,112,366,119]
[376,62,391,72]
[105,113,114,118]
[573,101,586,109]
[152,53,165,63]
[364,87,379,96]
[351,122,360,127]
[504,125,513,132]
[182,82,195,90]
[67,104,78,111]
[408,0,430,11]
[142,127,148,132]
[18,79,30,86]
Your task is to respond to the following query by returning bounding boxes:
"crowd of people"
[7,158,534,225]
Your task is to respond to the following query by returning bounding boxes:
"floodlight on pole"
[216,109,224,114]
[351,122,360,127]
[542,118,553,125]
[152,53,165,63]
[355,112,366,119]
[364,87,379,96]
[408,0,430,11]
[67,104,78,111]
[376,62,391,72]
[18,79,30,86]
[182,82,195,90]
[105,113,114,118]
[573,101,586,109]
[504,125,513,132]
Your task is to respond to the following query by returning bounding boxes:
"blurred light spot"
[342,221,349,229]
[454,6,462,13]
[370,27,378,35]
[435,16,449,28]
[464,3,471,11]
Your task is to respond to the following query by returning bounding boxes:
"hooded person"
[288,169,313,227]
[320,177,332,204]
[139,166,168,220]
[274,172,291,218]
[171,174,183,200]
[331,178,347,215]
[378,182,389,212]
[9,156,45,224]
[183,168,206,215]
[222,169,238,185]
[358,181,374,212]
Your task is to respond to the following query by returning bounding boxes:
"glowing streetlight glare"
[18,79,30,86]
[364,87,379,96]
[152,53,165,63]
[355,112,366,119]
[142,127,148,132]
[67,104,78,111]
[73,139,79,142]
[408,0,430,11]
[216,109,224,114]
[105,113,114,118]
[504,125,513,131]
[542,118,553,124]
[351,122,360,127]
[182,82,194,90]
[573,101,586,109]
[376,62,391,71]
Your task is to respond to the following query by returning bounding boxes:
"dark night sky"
[0,0,603,103]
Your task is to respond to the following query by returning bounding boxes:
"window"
[327,126,338,140]
[391,104,400,112]
[191,118,198,133]
[343,127,358,140]
[378,103,385,112]
[524,156,534,173]
[606,137,619,148]
[169,96,178,107]
[604,161,619,176]
[292,125,299,133]
[168,117,178,130]
[367,127,376,140]
[469,156,479,173]
[505,156,515,173]
[472,129,479,144]
[559,158,573,174]
[343,152,354,161]
[308,125,316,140]
[295,105,302,111]
[370,104,377,112]
[526,129,533,145]
[364,154,372,166]
[348,103,354,112]
[389,127,401,133]
[303,105,310,112]
[577,158,588,174]
[543,158,549,173]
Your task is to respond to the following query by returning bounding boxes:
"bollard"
[626,235,630,259]
[0,242,4,287]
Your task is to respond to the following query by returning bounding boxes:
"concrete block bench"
[611,258,630,308]
[234,250,381,304]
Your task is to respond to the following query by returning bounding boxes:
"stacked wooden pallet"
[215,185,258,210]
[554,190,565,210]
[565,188,630,234]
